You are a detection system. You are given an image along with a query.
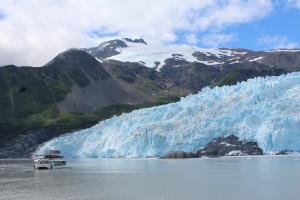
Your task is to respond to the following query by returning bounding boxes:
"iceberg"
[36,73,300,158]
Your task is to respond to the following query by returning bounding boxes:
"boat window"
[44,154,63,159]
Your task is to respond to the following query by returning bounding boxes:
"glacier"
[36,73,300,158]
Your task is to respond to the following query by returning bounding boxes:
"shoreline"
[1,154,300,161]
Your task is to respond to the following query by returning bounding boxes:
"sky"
[0,0,299,66]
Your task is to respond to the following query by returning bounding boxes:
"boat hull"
[34,162,53,169]
[34,160,66,169]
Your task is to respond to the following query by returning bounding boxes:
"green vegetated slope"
[0,50,180,142]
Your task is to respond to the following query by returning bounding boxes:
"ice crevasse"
[37,73,300,158]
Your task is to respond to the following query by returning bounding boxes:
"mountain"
[83,38,147,59]
[1,38,300,158]
[0,49,179,158]
[84,38,300,92]
[37,73,300,158]
[84,38,300,72]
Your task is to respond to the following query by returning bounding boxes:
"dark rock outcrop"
[196,135,263,157]
[0,124,95,158]
[0,129,54,158]
[161,135,263,159]
[83,39,127,58]
[275,150,300,155]
[123,38,147,45]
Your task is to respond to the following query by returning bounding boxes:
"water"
[0,157,300,200]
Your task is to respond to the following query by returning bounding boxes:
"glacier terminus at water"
[37,73,300,158]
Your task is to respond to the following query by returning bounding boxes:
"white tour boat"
[33,150,66,169]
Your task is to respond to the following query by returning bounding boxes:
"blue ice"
[36,73,300,158]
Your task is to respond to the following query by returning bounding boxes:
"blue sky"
[0,10,5,20]
[0,0,299,66]
[175,2,300,50]
[219,6,300,50]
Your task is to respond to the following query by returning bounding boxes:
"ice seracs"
[36,72,300,158]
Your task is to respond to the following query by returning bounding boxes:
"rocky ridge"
[161,135,263,159]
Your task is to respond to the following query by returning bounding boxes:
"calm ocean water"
[0,157,300,200]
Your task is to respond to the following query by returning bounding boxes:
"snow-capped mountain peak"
[82,38,147,60]
[84,38,250,70]
[108,42,254,70]
[83,38,300,71]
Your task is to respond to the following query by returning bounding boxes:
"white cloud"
[0,0,274,66]
[184,33,199,45]
[288,0,300,9]
[201,33,238,48]
[192,0,273,32]
[257,35,298,49]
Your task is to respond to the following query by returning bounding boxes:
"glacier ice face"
[37,73,300,158]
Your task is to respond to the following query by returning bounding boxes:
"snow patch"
[108,42,239,71]
[267,49,300,53]
[220,142,236,147]
[95,57,103,63]
[229,60,240,64]
[249,57,264,62]
[226,150,247,156]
